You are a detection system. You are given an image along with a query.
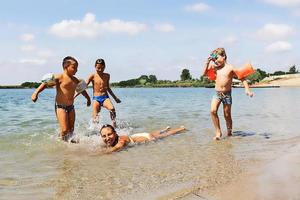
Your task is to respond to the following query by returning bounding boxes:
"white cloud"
[265,41,292,53]
[20,33,35,42]
[20,45,36,52]
[263,0,300,7]
[154,23,175,32]
[256,23,295,40]
[185,3,211,13]
[50,13,147,38]
[19,59,47,65]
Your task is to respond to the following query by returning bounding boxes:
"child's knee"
[210,110,218,116]
[224,112,231,119]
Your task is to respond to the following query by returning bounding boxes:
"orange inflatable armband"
[234,63,256,79]
[206,67,216,81]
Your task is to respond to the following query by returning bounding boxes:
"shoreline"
[166,137,300,200]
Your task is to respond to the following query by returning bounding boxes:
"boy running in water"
[203,48,253,140]
[32,56,91,141]
[87,58,121,127]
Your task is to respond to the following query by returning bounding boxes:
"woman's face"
[100,127,117,146]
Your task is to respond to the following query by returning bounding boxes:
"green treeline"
[0,65,298,89]
[111,65,299,88]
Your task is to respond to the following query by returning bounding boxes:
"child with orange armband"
[203,48,254,140]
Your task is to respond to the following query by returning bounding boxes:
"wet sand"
[177,138,300,200]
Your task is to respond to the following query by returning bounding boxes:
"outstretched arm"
[107,87,121,103]
[31,83,47,102]
[241,78,253,97]
[107,75,121,103]
[86,74,93,86]
[81,90,91,106]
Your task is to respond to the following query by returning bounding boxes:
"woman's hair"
[212,48,227,60]
[95,58,105,67]
[100,124,115,135]
[62,56,78,68]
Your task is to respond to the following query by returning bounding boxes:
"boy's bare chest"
[216,67,233,78]
[94,76,108,86]
[60,79,77,90]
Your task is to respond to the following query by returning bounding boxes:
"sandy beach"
[255,74,300,87]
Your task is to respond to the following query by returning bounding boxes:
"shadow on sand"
[233,131,271,139]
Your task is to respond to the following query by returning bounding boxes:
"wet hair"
[212,48,227,60]
[100,124,115,135]
[95,58,105,67]
[62,56,78,69]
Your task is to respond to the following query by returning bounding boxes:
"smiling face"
[95,63,105,73]
[211,48,227,68]
[213,54,226,67]
[100,126,117,147]
[66,61,78,75]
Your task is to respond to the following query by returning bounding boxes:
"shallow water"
[0,88,300,199]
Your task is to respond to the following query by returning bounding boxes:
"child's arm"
[108,87,121,103]
[86,74,94,86]
[81,90,91,106]
[31,83,47,102]
[202,57,213,76]
[107,74,121,103]
[241,78,254,97]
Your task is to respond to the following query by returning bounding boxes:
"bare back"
[55,74,79,105]
[90,73,110,96]
[214,64,235,92]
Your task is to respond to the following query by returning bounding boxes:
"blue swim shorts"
[93,95,109,106]
[213,91,232,105]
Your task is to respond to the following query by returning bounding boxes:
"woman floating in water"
[100,124,186,153]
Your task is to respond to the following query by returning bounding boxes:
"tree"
[288,65,297,74]
[21,82,41,88]
[180,69,192,81]
[148,75,157,83]
[256,68,268,80]
[272,71,285,76]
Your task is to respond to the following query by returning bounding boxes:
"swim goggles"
[210,53,219,60]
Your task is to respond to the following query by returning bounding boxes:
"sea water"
[0,88,300,199]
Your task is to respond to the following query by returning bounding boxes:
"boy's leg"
[56,108,70,141]
[68,109,76,134]
[103,99,117,127]
[150,126,186,139]
[223,104,232,136]
[92,100,101,122]
[211,98,222,140]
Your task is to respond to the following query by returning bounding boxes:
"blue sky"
[1,0,300,84]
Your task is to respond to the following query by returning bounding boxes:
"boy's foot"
[70,138,80,143]
[227,128,233,137]
[159,126,171,134]
[213,132,222,140]
[180,125,186,130]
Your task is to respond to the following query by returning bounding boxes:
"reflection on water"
[0,88,300,199]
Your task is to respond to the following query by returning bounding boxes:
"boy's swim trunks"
[55,104,75,113]
[213,91,232,105]
[93,95,109,106]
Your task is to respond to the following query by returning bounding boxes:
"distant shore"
[1,74,300,89]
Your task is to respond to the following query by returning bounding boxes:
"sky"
[1,0,300,84]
